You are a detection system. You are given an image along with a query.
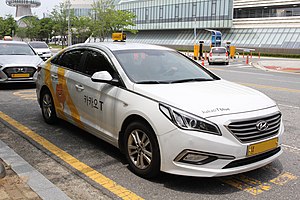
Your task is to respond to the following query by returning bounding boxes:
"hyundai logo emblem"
[16,68,25,73]
[256,121,269,132]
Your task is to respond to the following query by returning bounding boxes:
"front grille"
[223,147,281,169]
[3,67,36,78]
[227,113,281,143]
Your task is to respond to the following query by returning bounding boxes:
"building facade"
[70,0,300,53]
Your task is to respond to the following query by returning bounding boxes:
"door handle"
[75,84,84,91]
[51,74,58,80]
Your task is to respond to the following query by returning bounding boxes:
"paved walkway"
[0,140,71,200]
[253,57,300,73]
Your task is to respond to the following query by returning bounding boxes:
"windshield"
[212,48,226,53]
[29,42,48,48]
[114,49,219,84]
[0,43,35,55]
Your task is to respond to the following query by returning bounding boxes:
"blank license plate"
[247,138,278,156]
[11,73,30,78]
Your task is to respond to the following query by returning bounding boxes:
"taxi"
[35,41,283,178]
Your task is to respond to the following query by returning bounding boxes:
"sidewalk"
[252,57,300,73]
[0,140,71,200]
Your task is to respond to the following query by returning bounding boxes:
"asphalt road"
[0,61,299,200]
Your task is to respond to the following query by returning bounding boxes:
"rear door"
[51,49,86,128]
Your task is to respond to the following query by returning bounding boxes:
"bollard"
[205,52,207,60]
[246,55,249,65]
[0,162,6,179]
[243,52,244,58]
[258,52,261,59]
[250,52,252,59]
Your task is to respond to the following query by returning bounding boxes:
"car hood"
[0,55,42,68]
[133,80,276,118]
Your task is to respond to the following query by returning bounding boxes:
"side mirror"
[91,71,119,85]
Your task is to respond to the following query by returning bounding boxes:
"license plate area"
[247,138,278,156]
[11,73,30,78]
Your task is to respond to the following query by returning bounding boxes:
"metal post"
[67,0,72,46]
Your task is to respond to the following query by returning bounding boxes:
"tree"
[18,16,40,41]
[39,18,54,42]
[0,15,17,38]
[91,0,137,41]
[72,16,93,43]
[51,2,72,47]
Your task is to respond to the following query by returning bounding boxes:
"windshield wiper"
[136,80,171,84]
[170,78,214,83]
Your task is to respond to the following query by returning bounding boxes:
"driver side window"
[83,50,115,77]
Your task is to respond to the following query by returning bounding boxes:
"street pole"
[67,0,72,46]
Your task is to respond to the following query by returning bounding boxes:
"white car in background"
[209,47,229,65]
[29,41,52,61]
[0,41,43,84]
[36,42,283,178]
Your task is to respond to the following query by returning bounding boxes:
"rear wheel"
[124,121,160,178]
[41,89,57,124]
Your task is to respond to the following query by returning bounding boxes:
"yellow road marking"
[0,111,143,200]
[238,82,300,93]
[13,90,37,100]
[270,172,297,186]
[221,175,271,196]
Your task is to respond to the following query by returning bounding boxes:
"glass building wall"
[234,4,300,19]
[116,0,233,30]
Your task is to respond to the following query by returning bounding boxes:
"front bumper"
[158,107,283,177]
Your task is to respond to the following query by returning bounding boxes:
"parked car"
[0,41,43,83]
[36,42,283,178]
[209,47,229,65]
[29,41,52,61]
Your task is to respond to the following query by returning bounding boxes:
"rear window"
[29,42,48,48]
[0,43,35,55]
[212,48,226,53]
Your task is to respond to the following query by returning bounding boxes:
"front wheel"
[41,89,57,124]
[124,121,160,178]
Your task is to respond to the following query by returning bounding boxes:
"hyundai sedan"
[35,42,283,178]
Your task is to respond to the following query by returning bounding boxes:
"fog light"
[175,150,235,165]
[175,150,218,165]
[182,153,209,163]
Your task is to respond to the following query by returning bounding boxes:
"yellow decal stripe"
[0,111,143,200]
[57,68,84,129]
[44,62,66,120]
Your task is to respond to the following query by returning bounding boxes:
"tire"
[41,89,57,124]
[124,121,160,178]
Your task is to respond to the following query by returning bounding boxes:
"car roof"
[0,40,28,45]
[29,41,47,44]
[77,42,174,52]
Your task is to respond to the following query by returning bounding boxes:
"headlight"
[159,104,221,135]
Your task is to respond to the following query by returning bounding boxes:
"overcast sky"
[0,0,62,18]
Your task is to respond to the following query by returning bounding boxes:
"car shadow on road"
[150,160,284,195]
[0,83,36,90]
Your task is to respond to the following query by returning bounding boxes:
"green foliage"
[51,2,71,46]
[0,15,17,38]
[91,0,137,41]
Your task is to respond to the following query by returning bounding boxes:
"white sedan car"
[36,42,283,178]
[0,41,43,83]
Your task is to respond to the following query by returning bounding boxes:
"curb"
[0,161,5,179]
[251,62,300,75]
[0,140,71,200]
